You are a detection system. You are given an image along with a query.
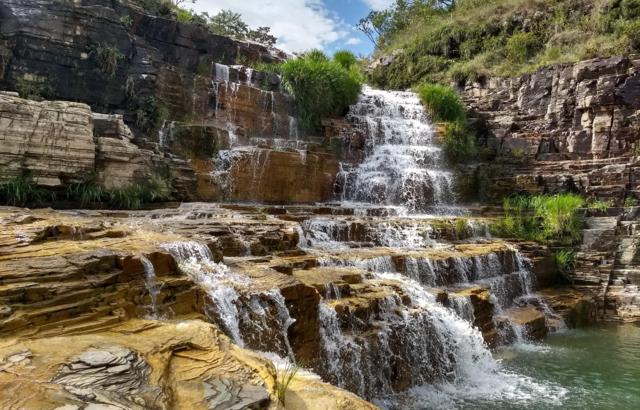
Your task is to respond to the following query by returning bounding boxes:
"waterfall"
[337,86,455,213]
[161,241,295,357]
[140,256,162,319]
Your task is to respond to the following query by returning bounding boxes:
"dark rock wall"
[461,56,640,202]
[0,0,282,129]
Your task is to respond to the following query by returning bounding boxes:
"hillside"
[366,0,640,88]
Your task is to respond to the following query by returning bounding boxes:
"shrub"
[553,249,575,277]
[15,76,48,101]
[66,178,105,207]
[490,193,585,245]
[0,173,53,206]
[304,49,329,62]
[120,15,133,29]
[532,194,585,244]
[278,54,362,132]
[107,186,144,210]
[90,43,125,78]
[442,120,477,162]
[621,0,640,19]
[618,20,640,51]
[624,196,638,207]
[505,32,539,64]
[416,84,466,123]
[587,198,614,212]
[333,50,358,69]
[140,174,171,203]
[135,96,169,134]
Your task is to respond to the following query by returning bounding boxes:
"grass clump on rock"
[273,50,362,133]
[417,83,466,123]
[0,173,53,206]
[490,193,585,245]
[416,83,476,162]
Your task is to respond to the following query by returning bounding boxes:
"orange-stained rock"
[226,148,339,203]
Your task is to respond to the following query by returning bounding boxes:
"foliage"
[207,9,248,38]
[90,43,125,78]
[66,178,105,208]
[587,198,614,212]
[505,32,540,64]
[107,186,144,210]
[0,173,53,206]
[553,249,575,276]
[277,54,362,132]
[532,194,585,244]
[304,49,329,62]
[15,75,48,101]
[624,196,638,207]
[366,0,640,87]
[442,120,477,162]
[119,15,133,29]
[275,361,300,406]
[416,84,466,123]
[206,9,277,46]
[333,50,358,70]
[490,193,585,245]
[135,96,169,134]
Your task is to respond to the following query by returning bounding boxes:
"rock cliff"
[461,56,640,203]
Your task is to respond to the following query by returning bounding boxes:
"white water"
[161,241,295,356]
[336,86,455,213]
[140,256,163,319]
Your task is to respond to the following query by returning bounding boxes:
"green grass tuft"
[416,84,466,123]
[490,193,585,245]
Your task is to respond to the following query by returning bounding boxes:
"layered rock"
[0,92,95,186]
[0,206,377,409]
[461,56,640,202]
[0,0,284,122]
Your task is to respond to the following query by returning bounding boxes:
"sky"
[190,0,396,56]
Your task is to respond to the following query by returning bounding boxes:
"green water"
[496,324,640,410]
[400,324,640,409]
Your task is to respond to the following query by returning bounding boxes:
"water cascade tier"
[335,86,455,213]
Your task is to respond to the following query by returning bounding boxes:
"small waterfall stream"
[161,241,296,358]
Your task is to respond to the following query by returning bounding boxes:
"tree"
[247,27,277,47]
[208,9,249,38]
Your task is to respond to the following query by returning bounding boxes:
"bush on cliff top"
[365,0,640,88]
[275,51,362,133]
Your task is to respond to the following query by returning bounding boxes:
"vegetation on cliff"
[364,0,640,88]
[264,50,363,133]
[490,193,585,245]
[133,1,278,46]
[416,83,477,162]
[0,172,171,209]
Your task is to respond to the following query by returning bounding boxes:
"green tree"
[208,9,248,38]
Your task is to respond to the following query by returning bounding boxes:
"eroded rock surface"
[461,56,640,203]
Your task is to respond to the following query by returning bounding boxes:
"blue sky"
[191,0,395,55]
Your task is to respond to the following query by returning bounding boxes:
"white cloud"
[345,37,362,45]
[191,0,350,53]
[361,0,395,10]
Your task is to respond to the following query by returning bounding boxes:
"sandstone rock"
[0,93,95,186]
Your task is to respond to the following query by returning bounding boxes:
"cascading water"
[336,86,455,213]
[140,256,163,319]
[291,86,565,406]
[160,241,295,358]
